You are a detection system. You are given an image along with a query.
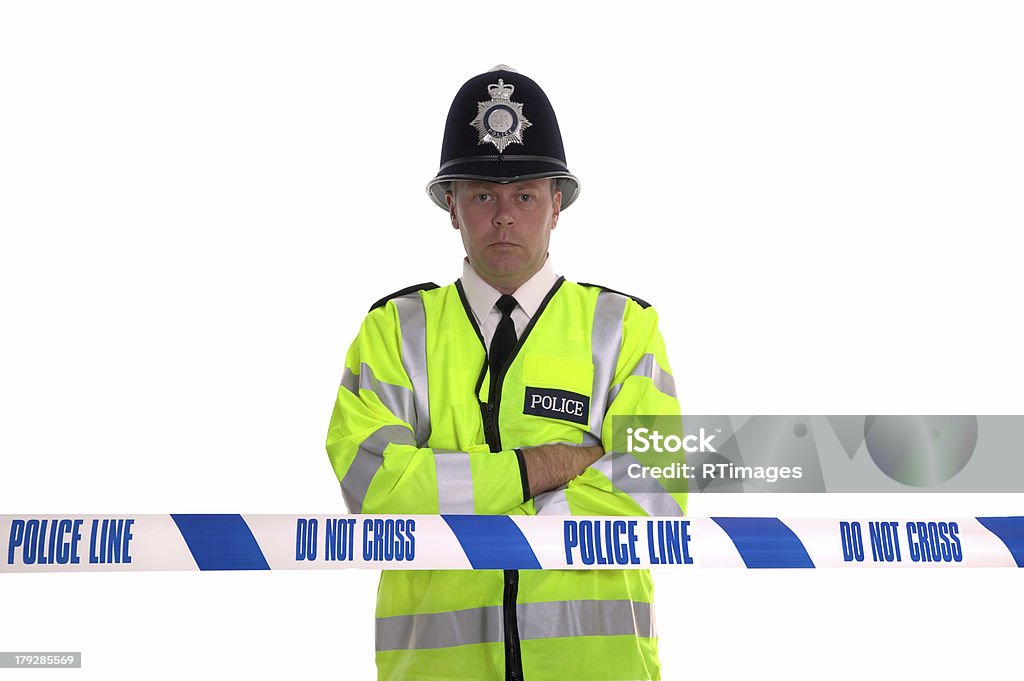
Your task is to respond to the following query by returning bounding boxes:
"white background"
[2,1,1023,679]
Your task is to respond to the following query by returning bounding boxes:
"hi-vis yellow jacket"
[326,277,685,681]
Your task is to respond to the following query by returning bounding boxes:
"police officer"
[326,65,686,681]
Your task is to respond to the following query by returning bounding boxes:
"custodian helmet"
[426,65,581,210]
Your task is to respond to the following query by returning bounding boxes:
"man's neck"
[471,261,546,295]
[490,279,526,295]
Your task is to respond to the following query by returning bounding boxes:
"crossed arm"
[325,297,678,515]
[522,444,605,499]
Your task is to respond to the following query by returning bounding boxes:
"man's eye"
[519,194,535,202]
[475,194,492,202]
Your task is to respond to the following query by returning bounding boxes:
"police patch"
[523,387,590,426]
[470,78,532,153]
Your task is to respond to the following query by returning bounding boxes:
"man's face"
[446,179,561,294]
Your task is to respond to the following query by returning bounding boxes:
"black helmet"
[426,65,580,210]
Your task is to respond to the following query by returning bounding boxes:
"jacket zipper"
[481,402,499,452]
[456,278,565,681]
[503,569,523,681]
[484,363,525,681]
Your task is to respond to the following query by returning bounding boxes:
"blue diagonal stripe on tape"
[171,514,270,571]
[712,517,815,568]
[976,517,1024,568]
[442,515,541,569]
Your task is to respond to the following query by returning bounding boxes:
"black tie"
[489,294,519,378]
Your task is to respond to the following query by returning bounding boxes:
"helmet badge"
[469,78,532,153]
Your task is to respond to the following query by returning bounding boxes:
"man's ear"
[445,191,459,230]
[551,189,562,230]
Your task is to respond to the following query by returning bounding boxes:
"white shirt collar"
[460,256,559,326]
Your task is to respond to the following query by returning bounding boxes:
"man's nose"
[491,196,516,227]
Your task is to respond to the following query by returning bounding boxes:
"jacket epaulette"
[577,282,652,309]
[369,283,440,312]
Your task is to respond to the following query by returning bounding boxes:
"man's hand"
[521,444,604,499]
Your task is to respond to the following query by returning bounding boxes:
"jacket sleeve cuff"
[514,448,531,503]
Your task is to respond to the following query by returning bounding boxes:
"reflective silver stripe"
[340,425,415,513]
[392,294,431,446]
[533,485,571,515]
[607,382,623,406]
[434,451,474,514]
[591,451,684,517]
[340,367,359,395]
[518,599,656,640]
[340,363,416,428]
[631,353,677,399]
[604,354,676,410]
[589,291,627,440]
[375,606,504,651]
[376,600,654,651]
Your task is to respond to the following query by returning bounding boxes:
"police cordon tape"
[1,515,1022,572]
